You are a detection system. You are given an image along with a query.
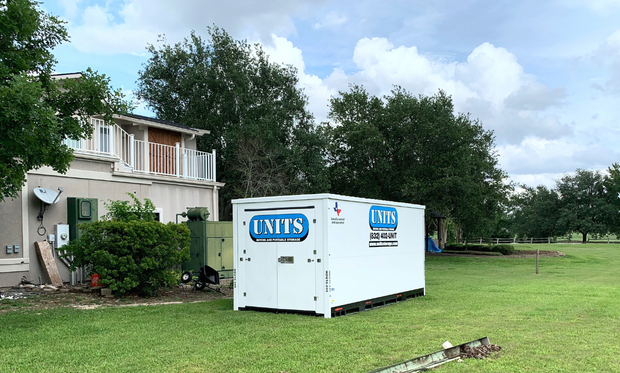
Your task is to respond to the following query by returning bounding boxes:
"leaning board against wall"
[232,194,425,318]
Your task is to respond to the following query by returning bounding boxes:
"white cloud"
[263,36,338,122]
[592,29,620,95]
[454,43,525,108]
[264,35,574,143]
[345,38,570,143]
[497,137,618,176]
[509,173,560,189]
[563,0,620,15]
[58,0,83,19]
[70,4,158,55]
[66,0,325,55]
[313,12,347,29]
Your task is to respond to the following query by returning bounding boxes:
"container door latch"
[278,256,294,264]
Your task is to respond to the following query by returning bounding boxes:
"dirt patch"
[0,279,232,315]
[461,344,502,359]
[427,250,565,258]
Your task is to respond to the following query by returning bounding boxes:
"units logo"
[369,205,398,231]
[249,214,309,242]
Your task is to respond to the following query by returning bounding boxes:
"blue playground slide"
[426,237,442,253]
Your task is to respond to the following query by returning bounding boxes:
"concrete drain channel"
[368,337,501,372]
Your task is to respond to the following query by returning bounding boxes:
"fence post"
[548,237,550,244]
[129,134,135,169]
[530,237,533,244]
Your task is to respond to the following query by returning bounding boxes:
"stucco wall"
[0,192,23,260]
[149,182,215,223]
[0,158,219,287]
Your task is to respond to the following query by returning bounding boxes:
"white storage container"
[232,194,425,318]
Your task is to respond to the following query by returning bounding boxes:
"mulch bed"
[0,279,232,315]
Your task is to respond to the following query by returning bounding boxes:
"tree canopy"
[136,26,329,219]
[556,169,612,243]
[0,0,130,201]
[323,85,511,238]
[509,185,561,238]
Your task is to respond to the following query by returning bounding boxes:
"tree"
[604,163,620,234]
[136,26,329,219]
[510,185,561,238]
[324,85,511,238]
[556,169,611,243]
[0,0,130,202]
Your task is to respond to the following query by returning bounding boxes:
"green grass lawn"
[1,244,619,372]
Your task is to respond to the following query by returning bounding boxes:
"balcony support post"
[175,142,180,178]
[129,134,135,170]
[212,149,216,182]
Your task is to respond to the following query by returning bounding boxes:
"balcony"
[63,118,216,182]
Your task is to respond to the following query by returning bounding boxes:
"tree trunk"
[582,232,587,244]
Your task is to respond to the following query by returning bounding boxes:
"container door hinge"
[244,292,246,296]
[314,296,317,301]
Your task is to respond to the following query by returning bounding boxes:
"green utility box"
[181,207,233,279]
[207,222,233,279]
[67,197,98,241]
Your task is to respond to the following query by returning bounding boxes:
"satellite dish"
[33,187,64,236]
[34,188,62,205]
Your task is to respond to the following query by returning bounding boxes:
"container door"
[276,208,316,311]
[244,211,278,309]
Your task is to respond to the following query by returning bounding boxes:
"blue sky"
[42,0,620,188]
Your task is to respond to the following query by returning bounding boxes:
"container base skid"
[237,307,324,317]
[331,288,424,317]
[237,288,424,318]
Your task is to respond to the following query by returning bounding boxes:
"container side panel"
[326,198,425,308]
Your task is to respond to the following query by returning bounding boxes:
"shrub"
[491,244,515,255]
[444,243,515,255]
[442,250,503,256]
[62,194,190,296]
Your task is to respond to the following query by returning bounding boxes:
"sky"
[42,0,620,188]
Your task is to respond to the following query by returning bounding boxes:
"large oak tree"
[136,27,328,219]
[324,85,511,239]
[556,169,612,243]
[0,0,130,201]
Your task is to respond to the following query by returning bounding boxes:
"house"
[0,76,224,287]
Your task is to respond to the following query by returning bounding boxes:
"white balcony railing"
[64,118,216,182]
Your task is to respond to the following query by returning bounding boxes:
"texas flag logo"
[333,202,342,216]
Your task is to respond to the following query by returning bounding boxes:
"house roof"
[112,113,210,136]
[51,72,82,79]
